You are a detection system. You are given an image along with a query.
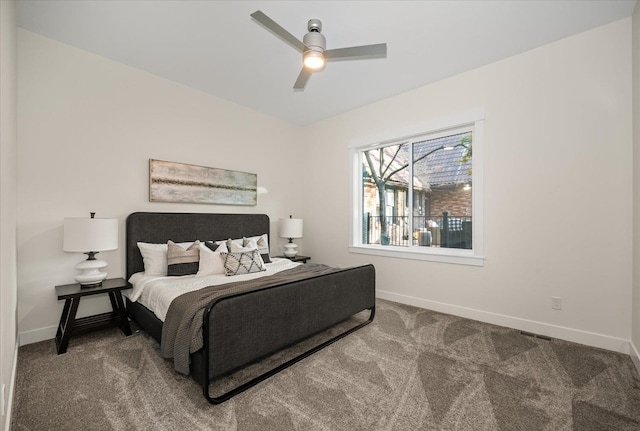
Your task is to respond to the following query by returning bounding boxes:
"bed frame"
[125,212,376,403]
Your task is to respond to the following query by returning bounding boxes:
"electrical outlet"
[551,297,562,310]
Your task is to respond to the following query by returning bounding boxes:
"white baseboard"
[377,290,631,354]
[3,340,18,431]
[630,341,640,375]
[18,325,56,346]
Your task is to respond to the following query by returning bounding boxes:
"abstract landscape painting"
[149,159,257,206]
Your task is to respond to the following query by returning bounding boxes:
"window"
[349,109,484,266]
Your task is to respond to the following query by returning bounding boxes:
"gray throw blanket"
[161,263,342,374]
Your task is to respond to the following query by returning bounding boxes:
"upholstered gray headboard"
[126,212,270,279]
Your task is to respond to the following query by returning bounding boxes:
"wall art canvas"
[149,159,257,206]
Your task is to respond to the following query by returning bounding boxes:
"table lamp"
[279,215,303,257]
[63,212,118,287]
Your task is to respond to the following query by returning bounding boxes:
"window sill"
[348,245,484,266]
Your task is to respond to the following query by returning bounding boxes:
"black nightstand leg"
[56,298,71,340]
[109,291,132,336]
[108,291,118,310]
[55,297,80,354]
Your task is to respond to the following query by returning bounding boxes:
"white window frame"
[349,108,485,266]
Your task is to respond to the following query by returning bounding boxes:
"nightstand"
[276,255,311,264]
[55,277,132,354]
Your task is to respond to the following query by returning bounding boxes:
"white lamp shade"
[63,218,118,252]
[279,218,303,239]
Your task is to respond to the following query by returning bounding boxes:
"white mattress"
[125,258,301,322]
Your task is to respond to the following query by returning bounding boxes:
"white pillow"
[137,242,168,276]
[244,234,271,263]
[228,241,257,253]
[215,238,243,248]
[196,242,228,276]
[243,237,260,250]
[137,241,195,276]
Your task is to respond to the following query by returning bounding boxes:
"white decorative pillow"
[215,238,243,248]
[137,241,195,276]
[137,242,168,276]
[228,240,257,253]
[221,250,266,276]
[196,241,228,276]
[244,234,271,263]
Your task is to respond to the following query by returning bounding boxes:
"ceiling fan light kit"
[251,10,387,90]
[303,50,325,70]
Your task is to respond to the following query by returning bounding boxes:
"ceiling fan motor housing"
[304,19,326,52]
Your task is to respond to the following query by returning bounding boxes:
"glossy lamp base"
[75,258,108,287]
[283,242,298,257]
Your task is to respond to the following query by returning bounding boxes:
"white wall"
[17,30,304,342]
[302,19,633,352]
[632,2,640,367]
[0,0,19,428]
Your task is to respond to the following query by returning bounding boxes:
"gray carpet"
[11,299,640,430]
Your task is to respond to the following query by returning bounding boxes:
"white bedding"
[125,257,301,322]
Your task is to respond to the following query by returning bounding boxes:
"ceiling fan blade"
[251,10,308,53]
[293,68,312,90]
[325,43,387,61]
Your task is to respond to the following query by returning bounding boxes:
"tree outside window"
[362,131,472,249]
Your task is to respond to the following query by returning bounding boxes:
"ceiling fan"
[250,10,387,90]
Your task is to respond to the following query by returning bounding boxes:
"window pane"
[362,143,410,246]
[412,132,472,249]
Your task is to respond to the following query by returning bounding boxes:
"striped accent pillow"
[167,240,200,276]
[221,250,266,276]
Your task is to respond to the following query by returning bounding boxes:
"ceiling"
[17,0,637,126]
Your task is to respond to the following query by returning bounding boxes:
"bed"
[125,212,376,403]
